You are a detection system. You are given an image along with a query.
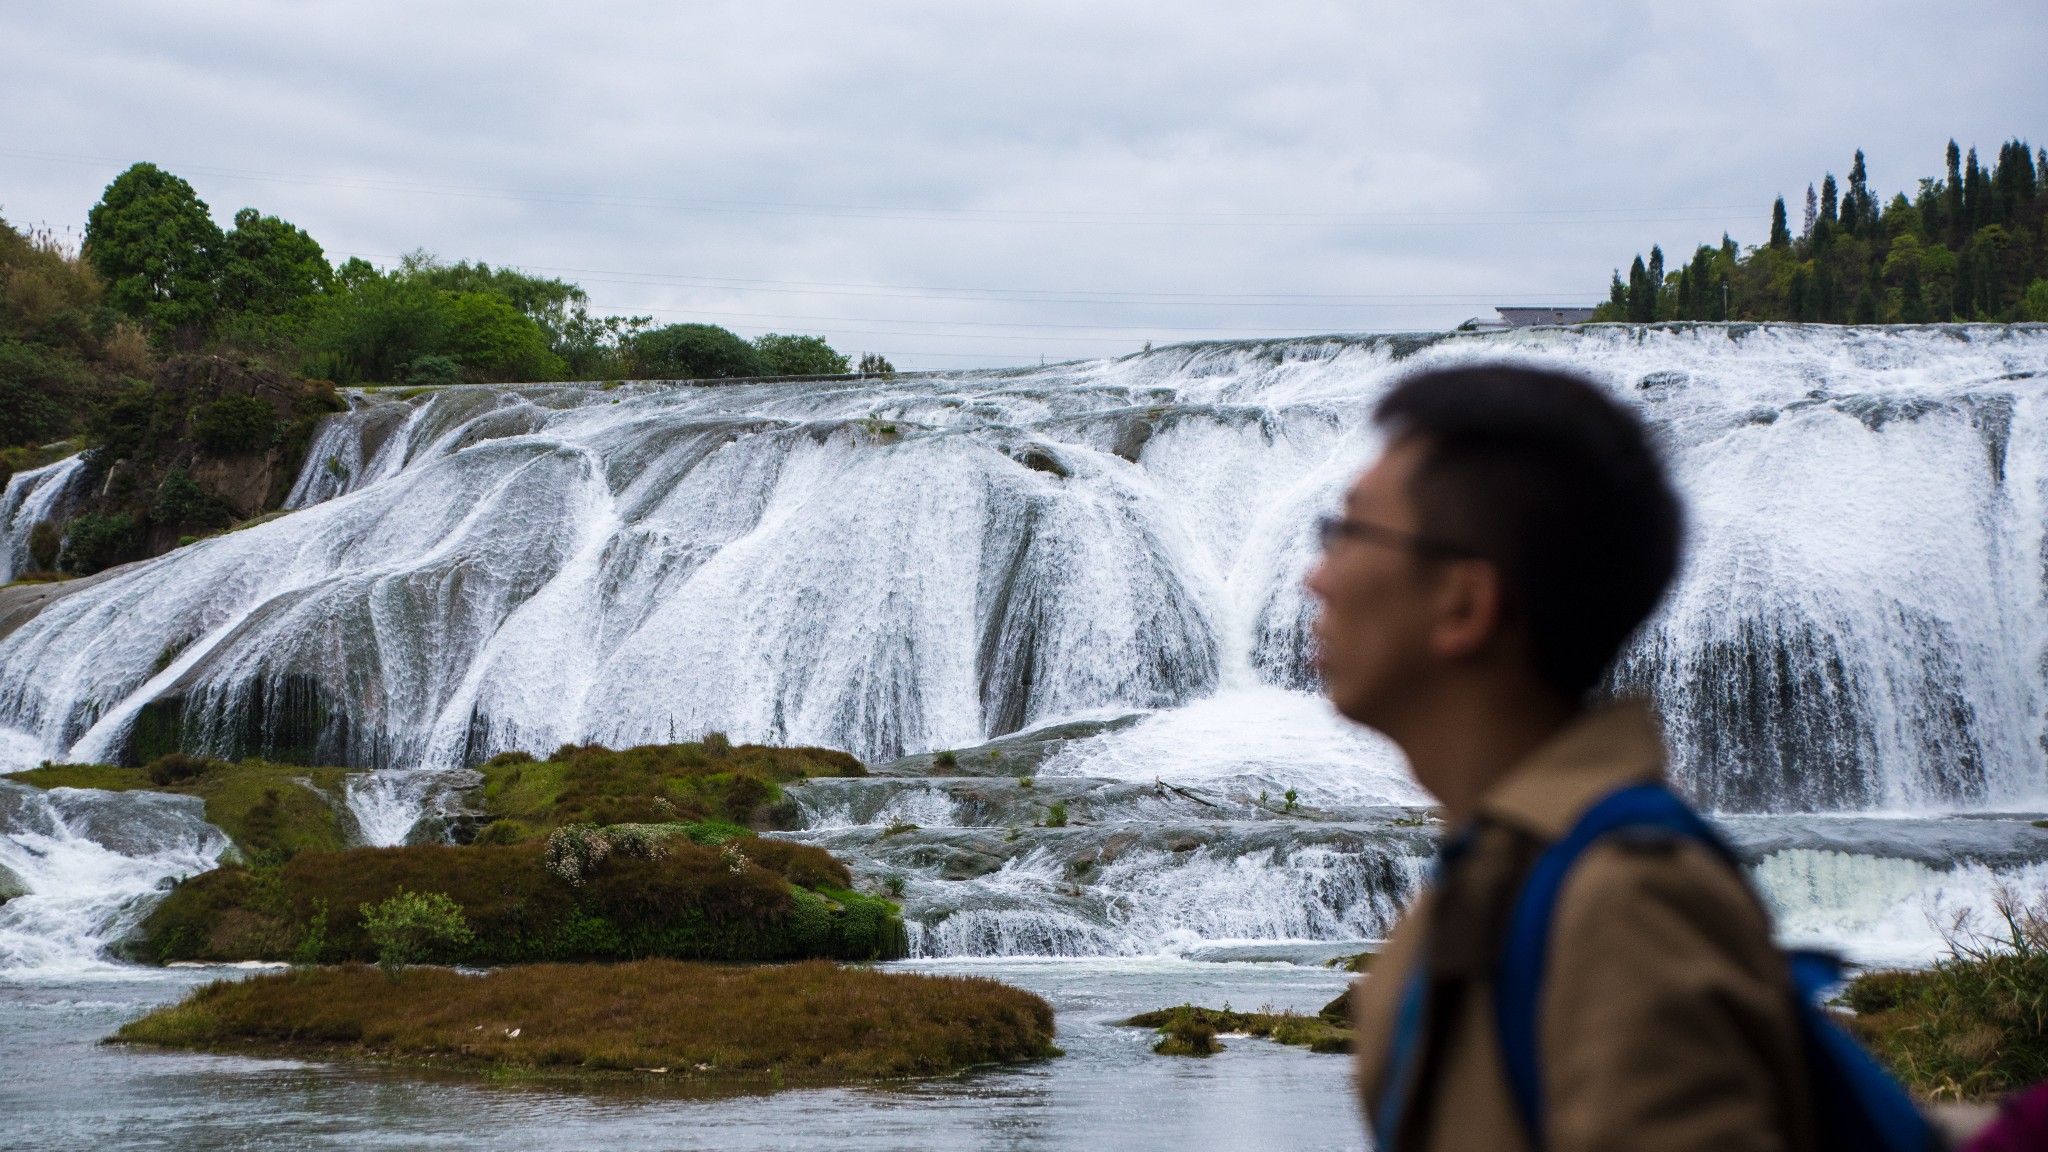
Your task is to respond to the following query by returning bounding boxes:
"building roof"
[1495,306,1597,327]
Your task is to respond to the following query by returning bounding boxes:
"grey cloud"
[2,0,2042,366]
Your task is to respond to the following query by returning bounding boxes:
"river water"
[0,959,1361,1152]
[5,324,2048,1147]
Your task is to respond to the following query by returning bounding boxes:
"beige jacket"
[1353,703,1814,1152]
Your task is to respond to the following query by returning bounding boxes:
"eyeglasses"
[1315,515,1481,559]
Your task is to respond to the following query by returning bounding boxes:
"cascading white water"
[0,456,89,583]
[5,324,2048,968]
[343,768,479,847]
[0,781,229,973]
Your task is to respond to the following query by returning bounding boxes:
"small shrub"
[59,511,140,574]
[359,888,472,977]
[703,732,732,757]
[26,520,59,571]
[1153,1006,1220,1056]
[293,899,329,964]
[1044,802,1068,828]
[1284,788,1299,812]
[190,395,277,456]
[934,750,957,768]
[145,752,213,786]
[881,821,919,838]
[857,352,894,376]
[1017,775,1034,789]
[152,468,232,533]
[403,354,462,386]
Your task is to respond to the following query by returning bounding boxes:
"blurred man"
[1308,364,1812,1151]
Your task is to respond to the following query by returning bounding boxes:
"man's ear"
[1427,559,1507,660]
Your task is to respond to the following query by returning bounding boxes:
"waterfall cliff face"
[2,325,2047,818]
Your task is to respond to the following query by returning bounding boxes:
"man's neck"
[1391,677,1579,825]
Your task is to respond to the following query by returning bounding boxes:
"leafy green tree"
[1626,255,1652,322]
[857,352,895,376]
[301,271,445,382]
[405,256,583,344]
[359,888,472,978]
[441,291,565,381]
[216,209,329,318]
[2025,279,2048,322]
[753,333,850,375]
[84,164,224,337]
[1770,197,1791,249]
[60,510,141,574]
[631,323,770,379]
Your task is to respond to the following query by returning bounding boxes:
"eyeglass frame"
[1315,514,1482,560]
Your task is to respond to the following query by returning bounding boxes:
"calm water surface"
[0,958,1366,1152]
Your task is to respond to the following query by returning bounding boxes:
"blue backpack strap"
[1494,783,1729,1141]
[1493,782,1936,1152]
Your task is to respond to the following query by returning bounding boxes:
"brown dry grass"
[116,960,1058,1084]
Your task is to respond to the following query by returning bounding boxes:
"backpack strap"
[1493,782,1739,1144]
[1494,783,1937,1152]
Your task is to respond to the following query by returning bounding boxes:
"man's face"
[1305,437,1440,731]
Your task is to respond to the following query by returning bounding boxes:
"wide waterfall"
[5,323,2048,969]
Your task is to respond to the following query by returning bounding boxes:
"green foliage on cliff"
[0,215,145,451]
[6,164,869,449]
[1597,137,2048,324]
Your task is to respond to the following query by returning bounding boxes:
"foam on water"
[0,456,89,583]
[5,325,2048,969]
[0,782,228,974]
[1753,848,2048,968]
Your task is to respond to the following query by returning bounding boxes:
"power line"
[4,146,1759,228]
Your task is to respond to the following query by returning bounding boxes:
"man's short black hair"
[1373,363,1682,700]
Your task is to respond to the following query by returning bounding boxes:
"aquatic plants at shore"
[1124,998,1354,1056]
[114,959,1059,1085]
[1842,888,2048,1100]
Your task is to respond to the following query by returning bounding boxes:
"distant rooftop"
[1495,305,1597,327]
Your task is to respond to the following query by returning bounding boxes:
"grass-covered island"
[114,959,1059,1086]
[6,738,906,965]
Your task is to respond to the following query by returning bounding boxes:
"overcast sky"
[3,1,2042,369]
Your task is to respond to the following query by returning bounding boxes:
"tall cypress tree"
[1820,175,1839,225]
[1963,148,1985,234]
[1608,271,1628,313]
[1770,197,1792,248]
[1945,141,1964,244]
[1844,150,1870,237]
[1646,246,1665,320]
[1627,255,1651,323]
[1803,185,1818,241]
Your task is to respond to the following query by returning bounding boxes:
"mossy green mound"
[1124,1000,1354,1056]
[7,756,352,863]
[138,834,906,966]
[115,959,1058,1086]
[473,738,865,842]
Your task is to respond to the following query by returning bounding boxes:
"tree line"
[1,162,887,452]
[1594,137,2048,325]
